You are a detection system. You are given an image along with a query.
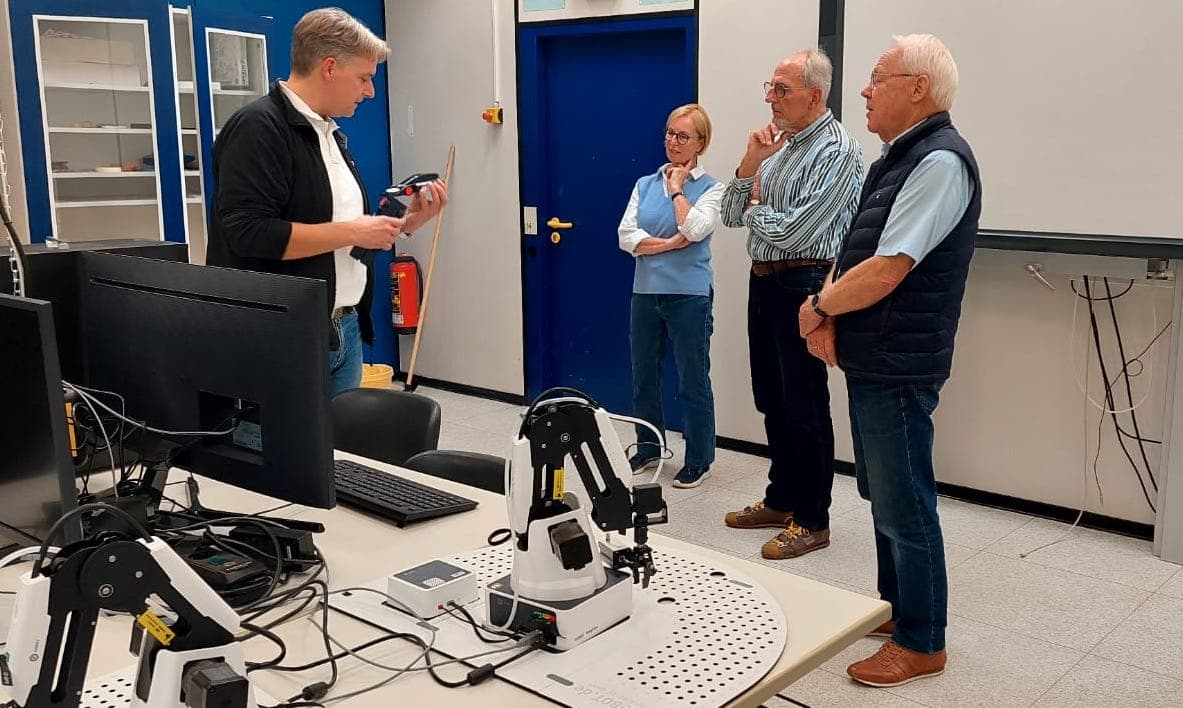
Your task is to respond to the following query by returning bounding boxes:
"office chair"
[402,449,506,494]
[331,388,441,466]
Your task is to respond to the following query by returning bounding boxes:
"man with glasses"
[800,34,979,687]
[720,50,863,561]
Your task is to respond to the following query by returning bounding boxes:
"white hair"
[891,34,958,111]
[795,49,833,103]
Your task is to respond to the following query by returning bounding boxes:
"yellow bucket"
[360,363,394,389]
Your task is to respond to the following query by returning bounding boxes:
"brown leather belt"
[330,305,356,323]
[751,258,832,276]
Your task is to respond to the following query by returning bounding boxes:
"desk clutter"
[331,544,788,708]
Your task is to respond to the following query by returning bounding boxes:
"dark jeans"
[630,292,715,469]
[847,376,947,654]
[748,266,834,530]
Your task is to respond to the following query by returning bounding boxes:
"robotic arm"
[3,535,255,708]
[489,389,668,650]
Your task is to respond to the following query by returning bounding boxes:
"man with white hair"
[797,34,979,686]
[209,8,446,394]
[719,50,863,560]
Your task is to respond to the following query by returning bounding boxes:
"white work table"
[1,451,888,707]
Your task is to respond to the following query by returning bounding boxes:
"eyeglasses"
[763,81,805,99]
[664,129,699,145]
[868,72,919,88]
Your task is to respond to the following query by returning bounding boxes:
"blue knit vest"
[632,168,719,296]
[833,112,982,383]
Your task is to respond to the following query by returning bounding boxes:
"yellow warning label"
[138,610,176,647]
[552,468,565,500]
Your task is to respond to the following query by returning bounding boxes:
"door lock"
[550,232,561,244]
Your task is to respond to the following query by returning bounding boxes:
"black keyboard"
[333,459,478,527]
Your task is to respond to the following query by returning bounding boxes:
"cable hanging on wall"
[1,111,28,298]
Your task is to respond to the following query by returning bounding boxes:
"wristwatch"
[670,191,685,200]
[810,293,831,318]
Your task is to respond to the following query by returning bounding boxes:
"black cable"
[258,632,418,674]
[1082,277,1156,512]
[33,503,153,576]
[442,601,514,644]
[1103,278,1158,492]
[242,621,287,671]
[775,694,813,708]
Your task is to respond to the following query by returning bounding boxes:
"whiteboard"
[842,0,1182,238]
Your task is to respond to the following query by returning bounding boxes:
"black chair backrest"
[402,449,506,494]
[331,388,441,466]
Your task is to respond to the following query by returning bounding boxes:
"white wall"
[385,0,1170,524]
[697,0,820,451]
[385,0,524,395]
[0,0,29,240]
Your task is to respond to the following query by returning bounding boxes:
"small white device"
[386,559,478,619]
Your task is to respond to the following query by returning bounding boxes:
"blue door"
[519,15,697,419]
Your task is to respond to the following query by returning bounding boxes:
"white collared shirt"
[617,163,724,254]
[279,81,367,311]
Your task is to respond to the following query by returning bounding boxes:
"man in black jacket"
[208,7,446,394]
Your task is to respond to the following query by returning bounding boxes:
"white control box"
[386,560,478,619]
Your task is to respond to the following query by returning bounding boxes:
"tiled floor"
[419,386,1183,708]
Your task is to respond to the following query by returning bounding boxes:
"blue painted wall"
[188,0,397,367]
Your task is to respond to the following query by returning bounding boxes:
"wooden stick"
[404,144,455,391]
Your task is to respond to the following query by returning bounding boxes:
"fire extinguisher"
[390,254,424,335]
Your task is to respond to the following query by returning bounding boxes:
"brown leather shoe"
[868,619,895,638]
[847,641,946,687]
[724,501,793,529]
[760,521,830,559]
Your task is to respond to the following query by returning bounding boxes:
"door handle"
[547,217,574,230]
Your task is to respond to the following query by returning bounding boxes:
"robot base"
[483,568,632,652]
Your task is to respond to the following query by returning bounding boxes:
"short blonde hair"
[291,7,390,75]
[667,103,713,154]
[891,34,959,111]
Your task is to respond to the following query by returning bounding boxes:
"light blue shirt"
[875,148,974,267]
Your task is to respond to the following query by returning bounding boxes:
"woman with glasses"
[617,103,724,489]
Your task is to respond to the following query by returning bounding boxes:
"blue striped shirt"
[720,111,864,262]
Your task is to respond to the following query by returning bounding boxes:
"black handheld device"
[352,172,441,265]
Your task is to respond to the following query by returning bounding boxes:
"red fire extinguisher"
[390,254,424,335]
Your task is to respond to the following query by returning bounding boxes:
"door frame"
[516,13,698,401]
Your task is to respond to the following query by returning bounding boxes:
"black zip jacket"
[207,81,375,347]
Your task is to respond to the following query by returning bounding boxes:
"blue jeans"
[749,266,834,531]
[630,292,715,468]
[330,311,364,396]
[847,376,946,654]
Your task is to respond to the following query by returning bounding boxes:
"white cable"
[62,381,238,437]
[0,546,58,570]
[606,412,668,485]
[1069,278,1162,414]
[1021,329,1093,558]
[489,0,501,106]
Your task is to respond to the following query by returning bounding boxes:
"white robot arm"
[3,531,256,708]
[488,389,668,650]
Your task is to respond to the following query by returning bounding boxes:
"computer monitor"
[77,252,336,508]
[0,294,81,546]
[0,239,189,383]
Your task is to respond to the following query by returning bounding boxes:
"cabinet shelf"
[48,127,153,135]
[212,88,258,96]
[44,82,150,92]
[53,171,156,178]
[56,198,159,208]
